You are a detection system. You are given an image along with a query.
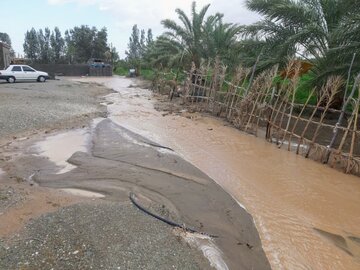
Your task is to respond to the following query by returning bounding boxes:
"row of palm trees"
[141,0,360,93]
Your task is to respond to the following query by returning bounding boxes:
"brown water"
[75,76,360,270]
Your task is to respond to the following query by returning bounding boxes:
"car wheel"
[38,76,46,82]
[7,77,15,83]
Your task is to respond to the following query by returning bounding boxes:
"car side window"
[11,66,22,72]
[23,66,35,72]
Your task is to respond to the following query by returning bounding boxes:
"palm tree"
[145,35,186,68]
[203,16,243,68]
[242,0,360,86]
[154,1,242,69]
[160,1,215,67]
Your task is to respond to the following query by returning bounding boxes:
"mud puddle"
[31,129,90,174]
[74,76,360,270]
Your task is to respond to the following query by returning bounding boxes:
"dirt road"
[0,78,270,269]
[0,80,109,143]
[2,75,359,269]
[74,76,360,270]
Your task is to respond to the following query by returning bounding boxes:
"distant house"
[0,42,11,69]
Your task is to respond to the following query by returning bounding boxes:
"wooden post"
[278,63,301,148]
[296,87,328,155]
[287,88,316,151]
[266,61,294,140]
[346,86,360,173]
[305,76,343,158]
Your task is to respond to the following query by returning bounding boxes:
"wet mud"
[3,76,360,269]
[78,76,360,270]
[32,129,90,174]
[314,228,360,258]
[16,119,270,270]
[0,180,86,238]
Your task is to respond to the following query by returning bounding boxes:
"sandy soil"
[0,178,86,238]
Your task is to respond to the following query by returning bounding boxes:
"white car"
[0,65,50,83]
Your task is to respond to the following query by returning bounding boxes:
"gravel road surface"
[0,201,209,270]
[0,80,109,141]
[0,77,271,270]
[0,78,214,270]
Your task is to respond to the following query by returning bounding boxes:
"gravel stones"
[0,201,209,270]
[0,80,110,140]
[0,186,24,214]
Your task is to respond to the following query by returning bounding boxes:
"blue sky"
[1,0,259,58]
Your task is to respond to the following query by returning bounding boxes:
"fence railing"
[154,59,360,176]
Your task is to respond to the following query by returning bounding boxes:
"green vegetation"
[23,26,119,64]
[114,64,177,82]
[113,66,128,76]
[0,32,15,57]
[0,32,11,47]
[242,0,360,87]
[295,75,317,105]
[122,1,360,106]
[147,2,242,69]
[140,69,156,81]
[125,25,154,75]
[270,74,318,105]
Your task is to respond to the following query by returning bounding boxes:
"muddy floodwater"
[74,76,360,270]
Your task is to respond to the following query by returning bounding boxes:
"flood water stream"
[74,76,360,270]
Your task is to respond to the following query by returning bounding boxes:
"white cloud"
[48,0,98,5]
[47,0,258,29]
[47,0,260,57]
[211,1,261,24]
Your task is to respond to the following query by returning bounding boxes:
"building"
[0,42,11,69]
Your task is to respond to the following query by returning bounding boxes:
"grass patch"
[141,69,156,81]
[113,66,128,76]
[295,74,317,105]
